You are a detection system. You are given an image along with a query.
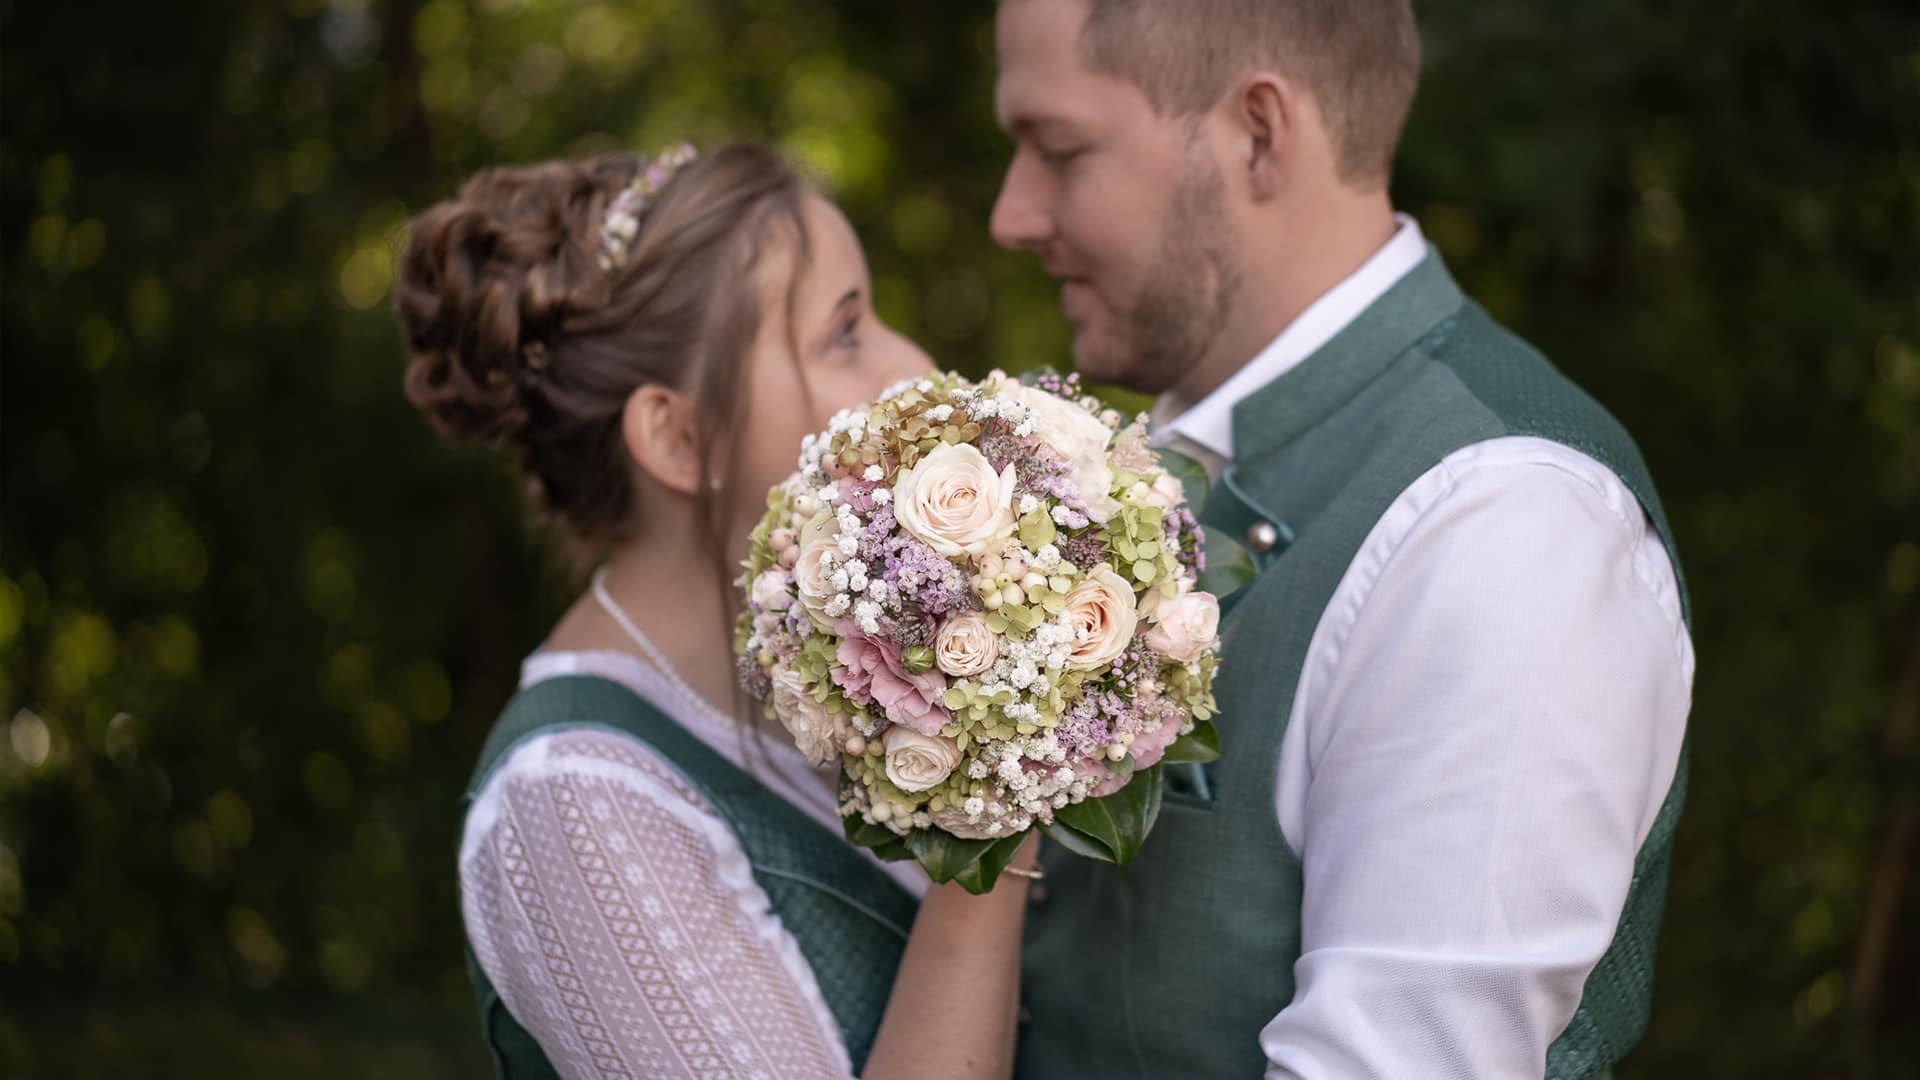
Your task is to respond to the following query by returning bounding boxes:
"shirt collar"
[1153,213,1431,462]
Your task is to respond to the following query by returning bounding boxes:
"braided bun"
[394,157,628,444]
[392,144,811,547]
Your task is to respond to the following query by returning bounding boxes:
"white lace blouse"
[458,650,927,1079]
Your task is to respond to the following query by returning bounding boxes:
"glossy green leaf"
[951,831,1031,894]
[905,827,1002,883]
[1197,525,1258,599]
[1160,722,1222,765]
[1048,764,1165,866]
[843,815,915,862]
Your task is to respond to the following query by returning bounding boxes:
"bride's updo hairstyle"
[394,143,810,551]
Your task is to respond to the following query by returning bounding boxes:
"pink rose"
[1126,704,1186,771]
[1061,565,1139,671]
[891,442,1019,559]
[998,380,1120,524]
[882,727,963,792]
[1143,588,1220,664]
[832,620,952,736]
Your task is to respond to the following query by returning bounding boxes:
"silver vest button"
[1246,521,1280,553]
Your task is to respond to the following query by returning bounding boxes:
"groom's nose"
[990,151,1052,255]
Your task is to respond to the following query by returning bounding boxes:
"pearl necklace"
[590,566,733,728]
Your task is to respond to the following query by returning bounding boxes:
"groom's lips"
[1061,280,1094,324]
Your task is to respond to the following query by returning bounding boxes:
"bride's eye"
[834,312,863,351]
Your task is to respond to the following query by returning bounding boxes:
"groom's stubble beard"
[1101,155,1242,397]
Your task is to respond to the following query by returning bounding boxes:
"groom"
[989,1,1694,1076]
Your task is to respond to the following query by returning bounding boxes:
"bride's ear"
[621,384,704,496]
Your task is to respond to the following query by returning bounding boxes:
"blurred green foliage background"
[2,0,1916,1076]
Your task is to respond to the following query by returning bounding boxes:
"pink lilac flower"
[735,653,772,702]
[1124,691,1186,770]
[1166,507,1205,575]
[976,423,1093,520]
[1055,698,1112,761]
[860,506,977,619]
[1059,533,1108,575]
[1030,371,1084,399]
[831,619,951,736]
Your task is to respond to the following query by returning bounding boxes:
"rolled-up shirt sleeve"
[1262,437,1694,1079]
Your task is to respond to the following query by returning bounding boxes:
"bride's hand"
[863,831,1042,1080]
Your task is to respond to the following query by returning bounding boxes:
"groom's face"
[991,0,1238,394]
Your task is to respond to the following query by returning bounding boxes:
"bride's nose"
[881,326,936,382]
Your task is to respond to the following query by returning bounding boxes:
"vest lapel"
[1201,250,1467,572]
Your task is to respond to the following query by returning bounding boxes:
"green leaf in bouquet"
[844,814,915,863]
[1040,815,1121,862]
[1160,721,1222,764]
[1154,447,1211,519]
[1043,763,1165,865]
[1019,509,1058,550]
[951,831,1031,895]
[1197,524,1258,599]
[906,828,1003,884]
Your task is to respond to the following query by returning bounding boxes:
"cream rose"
[1137,471,1189,512]
[1002,381,1119,524]
[934,611,1001,677]
[882,726,963,792]
[750,569,794,613]
[891,442,1019,559]
[771,667,846,766]
[791,511,841,630]
[1062,564,1140,671]
[1143,588,1220,664]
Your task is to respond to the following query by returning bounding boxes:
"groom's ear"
[621,384,705,497]
[1231,74,1299,203]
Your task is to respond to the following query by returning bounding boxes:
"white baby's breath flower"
[864,464,884,482]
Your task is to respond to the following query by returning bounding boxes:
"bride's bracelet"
[1001,865,1044,881]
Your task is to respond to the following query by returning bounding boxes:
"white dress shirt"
[1159,216,1695,1079]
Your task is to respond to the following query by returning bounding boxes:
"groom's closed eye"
[1038,144,1087,169]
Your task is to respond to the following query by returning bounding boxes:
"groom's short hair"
[1080,0,1421,183]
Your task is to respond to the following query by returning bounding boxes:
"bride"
[394,142,1038,1079]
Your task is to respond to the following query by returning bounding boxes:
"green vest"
[1017,253,1689,1079]
[459,674,920,1077]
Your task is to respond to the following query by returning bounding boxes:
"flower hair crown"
[596,143,699,271]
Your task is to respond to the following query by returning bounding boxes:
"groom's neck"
[1168,187,1398,412]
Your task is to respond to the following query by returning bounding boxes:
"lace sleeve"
[459,728,856,1079]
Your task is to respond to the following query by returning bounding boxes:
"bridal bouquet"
[736,371,1231,891]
